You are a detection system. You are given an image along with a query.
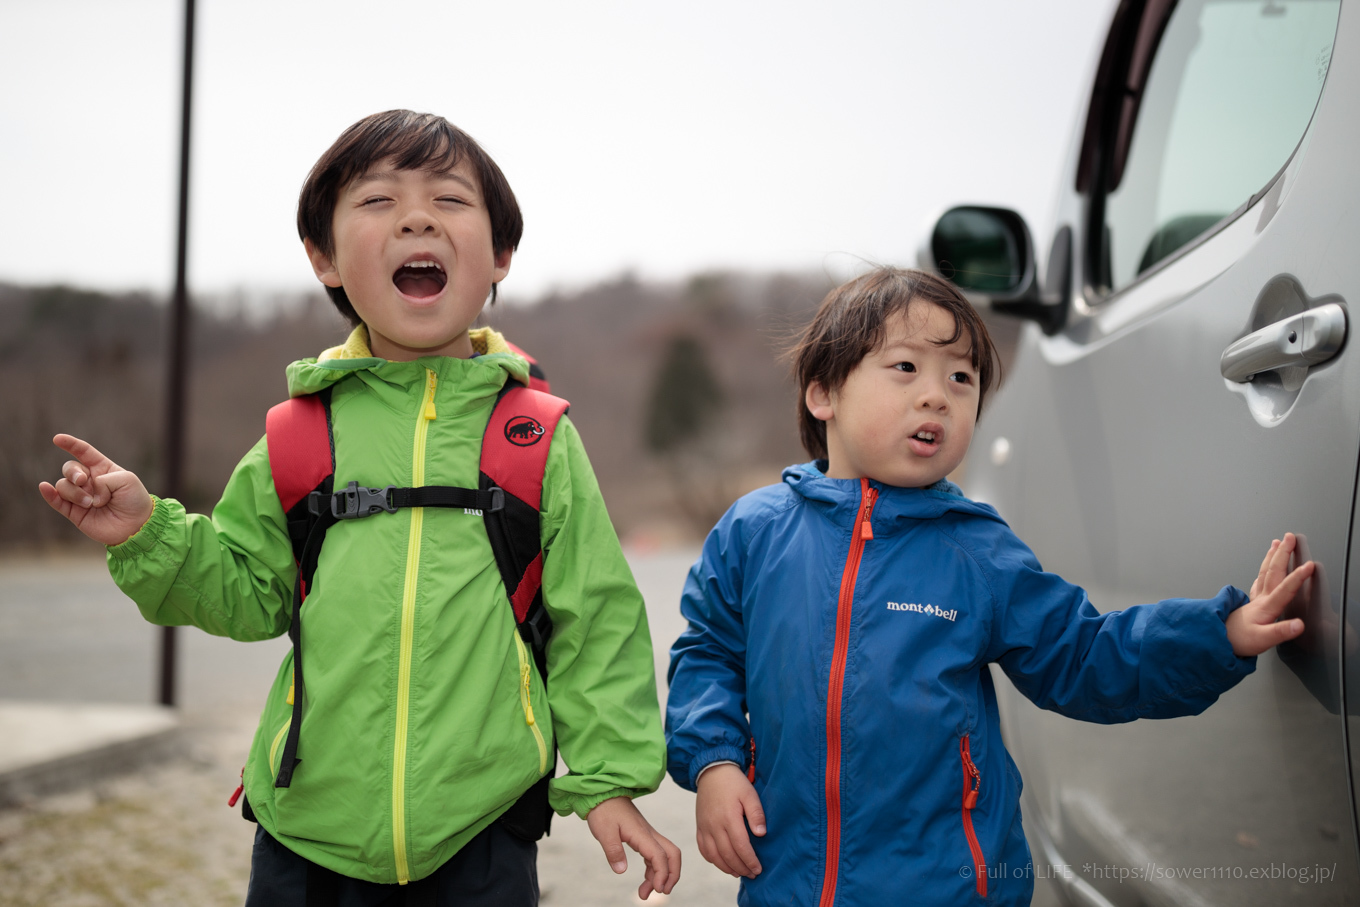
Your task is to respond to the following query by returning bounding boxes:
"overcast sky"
[0,1,1113,302]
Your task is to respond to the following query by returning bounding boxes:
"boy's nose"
[397,206,441,236]
[917,377,949,412]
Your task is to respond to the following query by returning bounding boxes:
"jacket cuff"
[1213,584,1258,674]
[107,496,171,559]
[687,745,748,792]
[552,786,654,820]
[695,761,741,783]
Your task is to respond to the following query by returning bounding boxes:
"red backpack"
[254,343,566,841]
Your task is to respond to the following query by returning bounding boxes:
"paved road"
[0,548,739,907]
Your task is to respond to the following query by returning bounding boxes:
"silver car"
[926,1,1357,904]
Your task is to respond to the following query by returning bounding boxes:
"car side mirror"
[926,206,1070,336]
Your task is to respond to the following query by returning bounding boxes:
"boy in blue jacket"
[664,267,1312,906]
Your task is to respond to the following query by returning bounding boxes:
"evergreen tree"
[644,333,724,454]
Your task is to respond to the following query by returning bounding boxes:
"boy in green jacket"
[38,109,679,905]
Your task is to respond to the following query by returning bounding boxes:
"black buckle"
[519,604,553,651]
[487,487,506,513]
[324,481,398,520]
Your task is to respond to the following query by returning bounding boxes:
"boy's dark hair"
[297,109,524,325]
[790,267,1001,460]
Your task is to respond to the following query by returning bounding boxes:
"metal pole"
[159,0,196,708]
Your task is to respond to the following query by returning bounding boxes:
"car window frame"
[1074,0,1338,313]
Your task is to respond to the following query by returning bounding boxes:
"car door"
[958,1,1360,904]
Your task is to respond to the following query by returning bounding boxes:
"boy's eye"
[436,195,470,205]
[360,196,391,206]
[894,362,916,373]
[949,372,973,384]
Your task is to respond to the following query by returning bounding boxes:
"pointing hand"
[38,434,153,547]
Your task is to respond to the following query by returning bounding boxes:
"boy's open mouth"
[907,426,942,456]
[392,260,447,299]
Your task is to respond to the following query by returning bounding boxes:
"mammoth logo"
[505,416,546,446]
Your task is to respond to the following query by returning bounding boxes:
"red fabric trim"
[504,341,537,365]
[265,395,333,514]
[480,386,570,512]
[510,551,545,623]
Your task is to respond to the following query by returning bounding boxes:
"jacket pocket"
[960,734,987,897]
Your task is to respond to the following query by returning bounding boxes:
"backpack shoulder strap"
[480,383,570,645]
[265,390,335,563]
[264,389,336,790]
[480,382,570,843]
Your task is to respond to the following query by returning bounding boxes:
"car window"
[1097,0,1339,295]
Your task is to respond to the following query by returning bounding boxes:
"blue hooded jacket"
[665,463,1256,906]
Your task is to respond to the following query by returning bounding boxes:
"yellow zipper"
[268,717,291,780]
[392,367,437,884]
[513,631,550,774]
[269,667,296,780]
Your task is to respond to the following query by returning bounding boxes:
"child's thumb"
[742,789,767,836]
[596,829,628,874]
[1270,617,1305,646]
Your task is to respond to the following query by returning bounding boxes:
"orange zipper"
[960,735,987,897]
[817,478,877,907]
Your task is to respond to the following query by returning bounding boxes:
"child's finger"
[623,826,671,895]
[38,481,78,519]
[53,477,96,509]
[697,830,735,877]
[1251,540,1279,598]
[1270,617,1305,646]
[701,828,735,877]
[1266,533,1296,589]
[660,833,682,893]
[715,830,755,878]
[1257,560,1314,622]
[595,825,628,874]
[641,830,681,894]
[62,460,89,488]
[52,434,112,472]
[1244,617,1305,656]
[636,832,681,898]
[728,819,763,876]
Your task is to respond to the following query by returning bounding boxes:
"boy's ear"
[492,247,513,284]
[304,238,343,289]
[805,381,835,423]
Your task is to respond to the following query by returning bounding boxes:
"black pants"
[244,822,538,907]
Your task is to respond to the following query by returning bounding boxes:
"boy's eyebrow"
[880,335,977,364]
[348,169,478,192]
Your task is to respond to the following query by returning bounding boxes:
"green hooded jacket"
[108,326,665,884]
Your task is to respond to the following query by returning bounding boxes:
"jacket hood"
[285,324,531,397]
[781,460,1005,530]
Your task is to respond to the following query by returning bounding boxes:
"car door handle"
[1220,302,1347,383]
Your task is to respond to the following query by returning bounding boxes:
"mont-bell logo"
[505,415,546,446]
[886,601,958,622]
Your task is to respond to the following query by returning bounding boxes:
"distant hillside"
[2,273,839,550]
[0,283,350,548]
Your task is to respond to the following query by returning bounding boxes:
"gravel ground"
[0,550,740,907]
[0,712,739,907]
